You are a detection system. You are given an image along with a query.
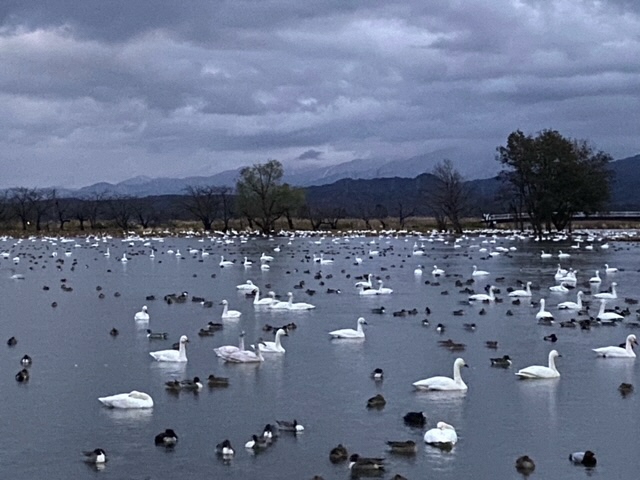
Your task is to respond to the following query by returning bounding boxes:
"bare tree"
[373,203,388,229]
[106,194,134,231]
[132,198,159,229]
[9,187,36,230]
[182,185,221,231]
[52,190,71,231]
[395,201,416,229]
[218,187,234,231]
[428,159,470,234]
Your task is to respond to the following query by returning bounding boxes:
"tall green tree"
[497,129,612,235]
[236,160,303,233]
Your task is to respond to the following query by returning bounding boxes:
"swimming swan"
[596,299,623,322]
[134,305,150,321]
[472,265,489,276]
[593,282,618,299]
[423,421,458,448]
[515,350,561,379]
[150,335,188,362]
[413,358,468,391]
[236,280,258,292]
[253,287,277,306]
[98,390,154,409]
[535,299,554,320]
[558,291,583,310]
[468,286,495,302]
[509,282,532,297]
[214,331,245,358]
[329,317,367,339]
[220,299,242,319]
[258,328,288,353]
[223,344,265,363]
[593,334,637,358]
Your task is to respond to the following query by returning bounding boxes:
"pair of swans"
[329,317,367,339]
[269,292,315,310]
[253,287,277,306]
[224,344,265,363]
[214,332,245,358]
[150,335,188,362]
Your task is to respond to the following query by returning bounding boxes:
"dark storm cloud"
[0,0,638,188]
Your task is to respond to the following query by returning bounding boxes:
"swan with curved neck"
[558,291,583,310]
[516,350,560,379]
[214,331,245,358]
[150,335,189,362]
[329,317,367,339]
[413,358,468,391]
[259,328,288,353]
[593,334,637,358]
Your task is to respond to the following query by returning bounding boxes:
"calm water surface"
[1,233,639,479]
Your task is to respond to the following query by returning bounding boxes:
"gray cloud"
[0,0,638,188]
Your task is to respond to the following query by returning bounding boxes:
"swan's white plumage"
[98,390,154,409]
[423,422,458,446]
[150,335,189,362]
[413,358,468,391]
[593,334,637,358]
[329,317,367,339]
[515,350,560,379]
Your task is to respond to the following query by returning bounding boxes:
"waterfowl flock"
[0,229,636,478]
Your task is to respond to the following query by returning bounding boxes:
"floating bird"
[403,411,426,427]
[276,419,305,433]
[515,455,536,475]
[207,374,230,387]
[413,358,468,391]
[146,329,168,340]
[516,350,561,379]
[329,444,349,463]
[150,335,189,362]
[569,450,597,467]
[83,448,107,464]
[220,299,242,319]
[593,334,637,358]
[258,328,288,353]
[15,368,29,382]
[134,306,149,321]
[214,331,245,358]
[386,440,417,455]
[98,390,154,409]
[371,368,384,380]
[348,454,385,474]
[366,393,386,408]
[424,421,458,449]
[155,429,178,447]
[216,439,234,456]
[490,355,512,368]
[329,317,367,339]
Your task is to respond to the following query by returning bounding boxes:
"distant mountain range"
[5,153,639,212]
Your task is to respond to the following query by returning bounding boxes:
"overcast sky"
[1,0,638,188]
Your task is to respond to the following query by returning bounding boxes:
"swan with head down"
[98,390,154,409]
[516,350,561,379]
[413,358,468,391]
[423,421,458,448]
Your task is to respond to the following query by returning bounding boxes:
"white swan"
[319,253,334,265]
[558,250,570,258]
[540,251,552,258]
[149,249,155,259]
[604,264,618,273]
[355,274,373,288]
[554,264,568,281]
[220,299,242,319]
[469,286,495,302]
[260,252,274,263]
[549,284,570,293]
[515,350,561,379]
[134,305,149,321]
[589,271,602,284]
[219,255,234,267]
[258,328,287,353]
[236,280,258,292]
[413,358,468,391]
[329,317,367,339]
[269,294,292,310]
[414,265,423,276]
[243,256,252,267]
[104,248,110,258]
[223,344,265,363]
[375,280,393,295]
[253,287,277,306]
[214,331,245,358]
[98,390,154,409]
[558,291,583,310]
[150,335,189,362]
[593,334,637,358]
[472,265,489,276]
[559,269,577,284]
[358,285,379,296]
[596,299,623,322]
[285,292,316,310]
[535,299,554,320]
[120,253,128,263]
[432,265,445,276]
[423,421,458,447]
[594,282,617,299]
[509,281,532,297]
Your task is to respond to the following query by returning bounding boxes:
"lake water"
[1,232,639,479]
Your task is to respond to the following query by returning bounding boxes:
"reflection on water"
[1,233,640,479]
